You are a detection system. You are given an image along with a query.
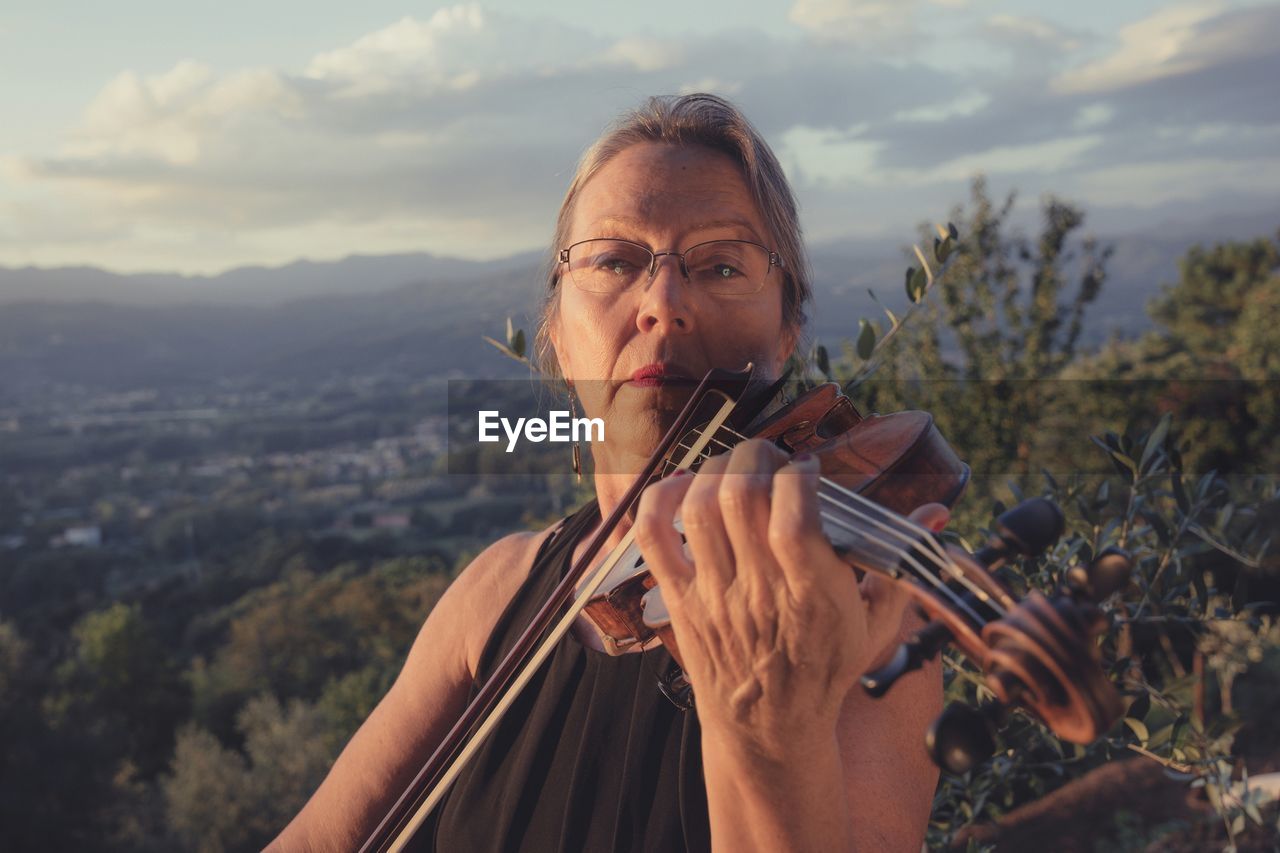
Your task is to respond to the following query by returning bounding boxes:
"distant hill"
[0,272,542,397]
[1,214,1275,397]
[0,251,543,307]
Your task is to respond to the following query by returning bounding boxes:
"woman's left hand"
[633,438,948,759]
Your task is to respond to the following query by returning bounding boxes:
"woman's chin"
[617,380,698,414]
[592,411,677,476]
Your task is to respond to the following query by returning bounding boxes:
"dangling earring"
[569,389,583,483]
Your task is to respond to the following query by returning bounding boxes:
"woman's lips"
[629,362,695,387]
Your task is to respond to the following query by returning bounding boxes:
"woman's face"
[551,142,795,469]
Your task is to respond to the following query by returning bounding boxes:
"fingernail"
[792,452,812,463]
[671,468,689,477]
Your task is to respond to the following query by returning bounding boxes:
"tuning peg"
[1064,546,1134,603]
[974,498,1065,570]
[925,703,1000,775]
[861,621,952,698]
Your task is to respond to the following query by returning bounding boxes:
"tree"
[1074,233,1280,474]
[849,176,1112,495]
[163,695,336,853]
[189,561,449,738]
[47,602,188,775]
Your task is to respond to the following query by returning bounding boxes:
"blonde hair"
[535,93,811,376]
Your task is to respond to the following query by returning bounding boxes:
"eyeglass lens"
[566,239,771,294]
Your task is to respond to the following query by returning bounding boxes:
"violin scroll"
[882,502,1136,773]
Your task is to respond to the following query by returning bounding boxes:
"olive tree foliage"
[927,420,1279,850]
[160,558,450,850]
[1071,233,1280,475]
[767,179,1278,848]
[841,176,1113,487]
[163,695,335,853]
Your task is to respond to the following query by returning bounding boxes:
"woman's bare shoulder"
[442,521,564,679]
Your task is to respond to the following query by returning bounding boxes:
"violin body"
[582,382,971,654]
[584,379,1124,752]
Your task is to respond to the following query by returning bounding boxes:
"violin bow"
[360,366,782,852]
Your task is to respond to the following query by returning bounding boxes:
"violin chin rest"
[640,587,671,631]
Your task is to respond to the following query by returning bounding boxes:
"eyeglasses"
[558,238,783,295]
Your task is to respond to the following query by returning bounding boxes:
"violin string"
[658,423,998,623]
[662,426,940,576]
[813,507,988,624]
[707,424,1005,612]
[713,426,1007,618]
[812,479,1007,618]
[687,425,942,567]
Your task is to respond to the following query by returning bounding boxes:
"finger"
[858,504,947,644]
[767,453,830,591]
[680,452,737,589]
[858,571,911,649]
[633,469,697,595]
[718,440,787,561]
[908,502,950,533]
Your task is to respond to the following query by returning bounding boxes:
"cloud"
[983,14,1087,58]
[789,0,919,43]
[8,4,961,270]
[4,1,1279,273]
[787,0,967,45]
[1054,0,1244,93]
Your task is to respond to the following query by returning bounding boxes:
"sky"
[0,0,1277,274]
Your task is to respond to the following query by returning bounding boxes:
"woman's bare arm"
[835,618,943,851]
[267,529,550,852]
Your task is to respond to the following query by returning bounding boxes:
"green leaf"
[1123,717,1149,744]
[482,336,528,364]
[934,235,955,264]
[904,266,917,301]
[511,328,526,358]
[1171,471,1190,515]
[1147,723,1173,749]
[909,266,929,303]
[1141,412,1172,473]
[1128,692,1150,721]
[856,319,877,360]
[815,344,830,377]
[1103,448,1137,479]
[948,222,958,240]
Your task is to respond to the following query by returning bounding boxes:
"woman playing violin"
[272,93,948,852]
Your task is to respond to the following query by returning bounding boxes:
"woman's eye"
[695,260,742,279]
[598,256,638,274]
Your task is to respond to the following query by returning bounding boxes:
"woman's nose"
[636,255,693,335]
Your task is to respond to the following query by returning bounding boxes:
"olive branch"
[795,221,961,393]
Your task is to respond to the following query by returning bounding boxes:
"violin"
[361,366,1132,852]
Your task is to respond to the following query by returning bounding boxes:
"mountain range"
[1,212,1275,400]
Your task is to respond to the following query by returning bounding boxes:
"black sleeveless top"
[418,502,710,852]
